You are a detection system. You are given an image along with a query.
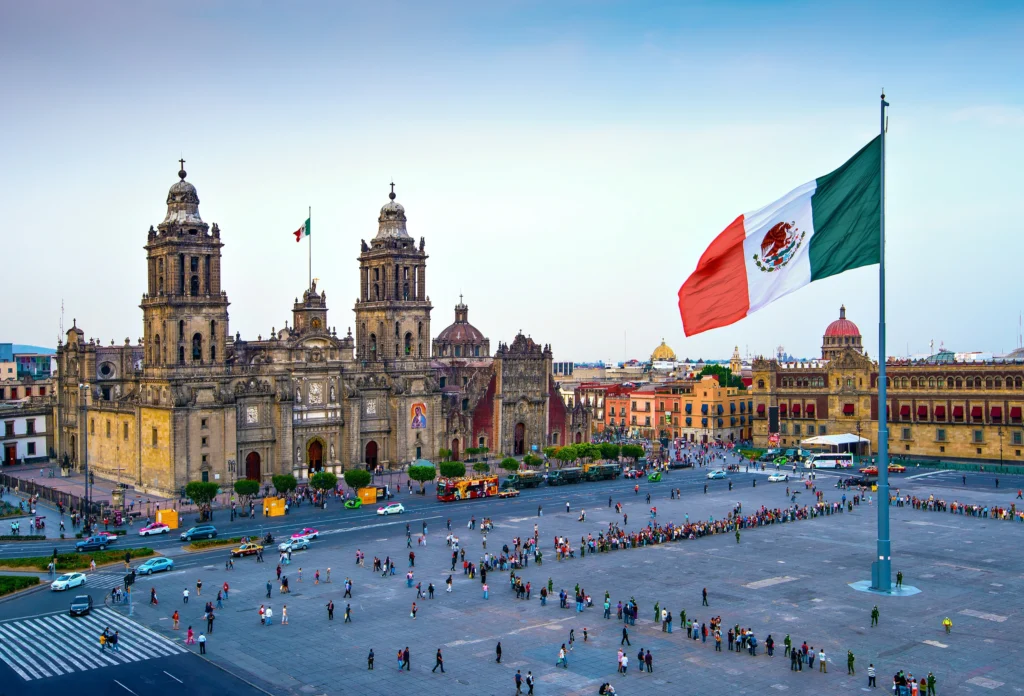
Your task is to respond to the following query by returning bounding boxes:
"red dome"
[436,322,486,343]
[824,305,860,337]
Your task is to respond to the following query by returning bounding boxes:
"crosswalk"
[0,607,187,681]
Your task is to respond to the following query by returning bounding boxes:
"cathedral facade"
[54,166,587,495]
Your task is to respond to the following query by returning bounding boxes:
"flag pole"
[872,90,892,592]
[308,206,312,290]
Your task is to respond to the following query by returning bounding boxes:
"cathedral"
[54,166,590,496]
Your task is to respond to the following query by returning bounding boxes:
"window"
[780,424,788,434]
[439,376,446,389]
[123,423,129,441]
[201,436,208,447]
[90,419,95,435]
[973,430,984,444]
[793,424,801,435]
[818,425,826,435]
[901,427,911,440]
[27,442,36,455]
[631,416,637,425]
[192,333,203,361]
[644,417,650,426]
[26,419,35,435]
[462,398,469,411]
[201,470,209,482]
[201,418,208,429]
[936,429,946,442]
[152,427,158,447]
[632,402,637,410]
[1014,432,1023,446]
[202,454,208,467]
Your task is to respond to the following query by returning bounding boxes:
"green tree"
[577,443,602,461]
[698,364,746,390]
[271,474,298,496]
[438,447,451,462]
[233,479,259,503]
[343,468,371,491]
[553,445,578,466]
[621,444,645,461]
[185,481,220,519]
[309,471,338,493]
[478,446,490,460]
[598,442,621,460]
[407,463,437,492]
[522,453,542,468]
[499,457,520,474]
[439,461,466,479]
[472,461,490,474]
[464,446,480,460]
[542,446,558,459]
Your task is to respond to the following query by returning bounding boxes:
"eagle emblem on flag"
[753,221,805,272]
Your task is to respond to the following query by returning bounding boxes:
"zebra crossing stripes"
[0,607,186,681]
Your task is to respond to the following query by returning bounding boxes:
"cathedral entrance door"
[513,423,525,456]
[3,445,15,466]
[575,432,582,444]
[451,438,460,462]
[307,440,323,474]
[365,441,378,471]
[245,451,261,481]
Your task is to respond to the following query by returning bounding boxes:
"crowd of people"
[894,492,1024,521]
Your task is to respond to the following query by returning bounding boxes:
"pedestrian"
[433,648,444,673]
[367,648,374,670]
[281,605,288,625]
[216,590,223,609]
[871,605,879,626]
[403,647,410,671]
[645,649,653,673]
[206,610,215,633]
[942,616,952,633]
[326,600,334,620]
[186,626,195,644]
[584,627,589,642]
[345,603,352,622]
[172,610,179,630]
[515,669,523,694]
[526,671,534,694]
[496,641,502,663]
[621,627,631,646]
[896,570,903,588]
[620,653,628,674]
[868,662,876,687]
[411,602,418,619]
[183,588,190,604]
[557,645,568,668]
[702,587,708,606]
[198,632,207,654]
[315,569,320,584]
[266,580,272,598]
[397,649,404,671]
[223,581,229,600]
[847,650,855,674]
[265,605,273,625]
[196,578,202,596]
[818,649,826,672]
[927,671,936,696]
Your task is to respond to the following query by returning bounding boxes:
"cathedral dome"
[824,305,860,337]
[163,164,204,226]
[651,339,676,362]
[375,183,410,239]
[433,298,490,358]
[437,319,486,344]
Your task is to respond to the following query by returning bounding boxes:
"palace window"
[936,429,946,442]
[901,427,911,440]
[152,427,158,447]
[1013,432,1022,446]
[439,376,446,388]
[780,424,788,434]
[973,430,984,444]
[27,442,36,456]
[405,332,412,356]
[793,424,801,435]
[818,425,826,435]
[192,333,203,362]
[124,423,129,441]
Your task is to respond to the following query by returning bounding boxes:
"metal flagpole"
[308,206,312,290]
[872,91,892,592]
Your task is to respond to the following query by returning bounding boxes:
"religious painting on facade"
[410,402,427,429]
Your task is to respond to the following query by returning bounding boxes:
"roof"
[824,305,860,337]
[800,433,870,447]
[651,339,676,362]
[436,321,485,343]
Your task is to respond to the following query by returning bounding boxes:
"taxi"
[138,522,170,536]
[291,527,319,541]
[497,488,520,498]
[229,542,264,558]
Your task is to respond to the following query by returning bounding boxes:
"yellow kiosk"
[263,497,286,517]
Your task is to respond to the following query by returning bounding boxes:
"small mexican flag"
[678,136,881,336]
[293,218,311,242]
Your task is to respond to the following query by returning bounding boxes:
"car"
[497,488,520,498]
[889,464,906,473]
[344,498,362,510]
[623,469,643,479]
[840,475,875,487]
[180,525,218,541]
[51,572,87,591]
[706,470,727,480]
[75,535,111,552]
[138,522,170,536]
[278,538,309,553]
[69,594,94,616]
[377,502,406,516]
[647,471,662,482]
[230,542,264,558]
[860,464,904,475]
[773,456,789,467]
[137,557,175,575]
[97,530,119,543]
[290,527,319,541]
[767,472,789,483]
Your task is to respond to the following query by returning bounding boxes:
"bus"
[436,475,499,501]
[803,453,854,469]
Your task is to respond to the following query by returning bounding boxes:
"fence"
[0,473,102,516]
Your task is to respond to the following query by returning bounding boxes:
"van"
[803,453,854,469]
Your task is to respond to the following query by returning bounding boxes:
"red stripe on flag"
[678,215,750,336]
[294,227,303,242]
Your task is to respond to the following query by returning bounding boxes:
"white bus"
[803,452,854,469]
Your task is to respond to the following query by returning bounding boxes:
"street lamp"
[998,427,1003,467]
[78,383,91,534]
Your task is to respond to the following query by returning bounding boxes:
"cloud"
[950,105,1024,128]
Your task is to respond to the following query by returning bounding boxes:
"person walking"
[397,649,405,671]
[326,600,334,620]
[206,610,215,633]
[621,626,631,646]
[557,644,568,668]
[868,662,877,687]
[526,671,534,695]
[198,632,207,654]
[281,605,288,625]
[367,648,374,670]
[266,580,272,599]
[432,648,445,673]
[847,650,855,675]
[345,603,352,622]
[818,648,826,672]
[645,649,653,673]
[620,653,628,674]
[871,605,879,627]
[496,641,502,663]
[702,587,708,606]
[403,647,410,671]
[196,578,202,596]
[942,616,952,633]
[896,570,903,589]
[172,610,180,630]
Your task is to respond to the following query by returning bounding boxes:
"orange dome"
[824,305,860,337]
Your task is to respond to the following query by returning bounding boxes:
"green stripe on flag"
[303,218,311,236]
[808,136,881,281]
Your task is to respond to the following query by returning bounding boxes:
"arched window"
[154,335,161,365]
[1017,377,1023,389]
[369,333,377,356]
[757,379,765,389]
[395,322,400,338]
[911,378,918,388]
[955,378,962,389]
[947,377,954,388]
[158,277,164,293]
[965,378,973,388]
[178,345,185,365]
[179,320,185,340]
[417,322,422,338]
[192,333,203,362]
[211,344,217,361]
[373,284,379,300]
[474,346,480,357]
[403,283,409,300]
[995,378,1003,388]
[190,275,199,296]
[455,346,461,357]
[986,378,993,389]
[404,332,412,356]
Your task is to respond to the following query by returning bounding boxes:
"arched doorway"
[307,440,323,474]
[70,434,76,462]
[513,423,525,456]
[451,438,460,462]
[364,441,378,471]
[575,431,582,444]
[245,451,261,480]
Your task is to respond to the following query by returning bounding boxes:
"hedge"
[75,529,127,539]
[0,548,155,573]
[0,535,46,542]
[188,536,244,551]
[0,576,40,596]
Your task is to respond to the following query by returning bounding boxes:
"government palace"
[53,166,590,496]
[751,307,1024,462]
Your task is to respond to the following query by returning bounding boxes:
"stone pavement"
[102,467,1024,694]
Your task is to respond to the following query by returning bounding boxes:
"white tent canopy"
[801,433,871,453]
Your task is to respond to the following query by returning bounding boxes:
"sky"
[3,1,1022,364]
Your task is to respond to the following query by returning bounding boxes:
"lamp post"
[998,427,1003,467]
[78,383,91,534]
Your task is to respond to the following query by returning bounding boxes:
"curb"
[0,578,49,604]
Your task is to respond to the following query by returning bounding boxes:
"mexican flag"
[293,218,310,242]
[678,136,881,336]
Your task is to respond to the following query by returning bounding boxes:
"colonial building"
[751,307,1024,462]
[54,166,586,495]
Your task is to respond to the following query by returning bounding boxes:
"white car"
[138,522,170,536]
[278,538,310,553]
[706,470,727,480]
[51,572,87,592]
[377,502,405,516]
[767,472,789,483]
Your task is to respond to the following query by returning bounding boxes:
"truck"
[583,463,621,482]
[505,470,545,489]
[546,467,583,486]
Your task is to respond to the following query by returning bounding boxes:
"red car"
[859,464,905,476]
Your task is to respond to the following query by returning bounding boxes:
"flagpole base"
[850,580,920,597]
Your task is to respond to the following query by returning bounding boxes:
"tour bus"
[802,452,854,469]
[436,475,499,501]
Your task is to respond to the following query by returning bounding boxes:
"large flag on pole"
[678,137,881,336]
[293,217,311,242]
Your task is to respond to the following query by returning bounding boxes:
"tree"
[439,461,466,479]
[309,471,338,493]
[464,446,480,460]
[598,442,621,460]
[577,443,602,462]
[500,457,520,474]
[542,446,558,459]
[472,461,490,474]
[553,445,578,466]
[185,481,220,520]
[407,463,437,493]
[621,444,645,461]
[233,479,259,504]
[438,447,451,462]
[343,468,371,491]
[478,446,490,460]
[522,453,542,468]
[272,474,298,496]
[698,364,746,390]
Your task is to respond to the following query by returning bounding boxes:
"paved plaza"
[46,466,1019,695]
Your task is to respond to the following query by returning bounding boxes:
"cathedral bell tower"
[140,162,230,373]
[353,184,431,362]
